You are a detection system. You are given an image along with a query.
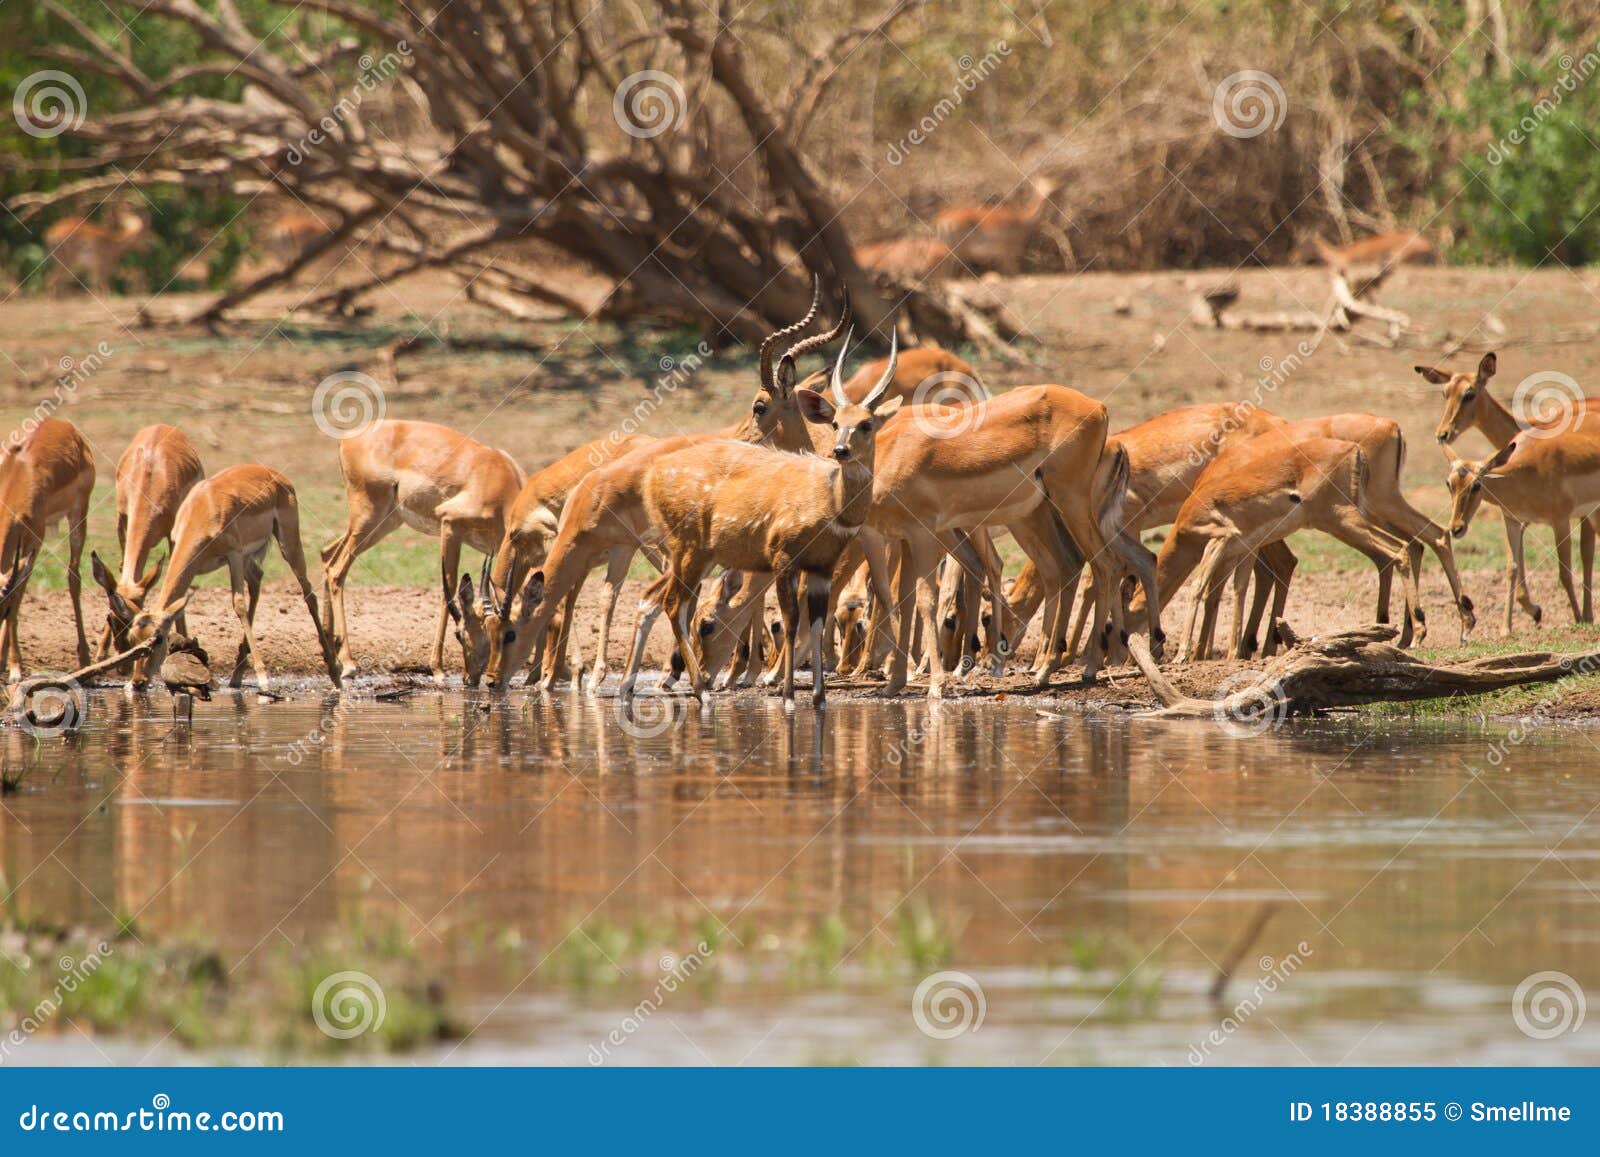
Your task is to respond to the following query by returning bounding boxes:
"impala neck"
[831,458,875,529]
[1475,391,1524,447]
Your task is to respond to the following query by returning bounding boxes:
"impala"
[90,424,205,660]
[1138,431,1413,660]
[320,419,524,681]
[1422,352,1600,627]
[1283,412,1471,645]
[698,380,1158,695]
[934,178,1062,275]
[478,433,655,690]
[1017,402,1286,667]
[854,237,956,282]
[1443,432,1600,629]
[43,207,146,294]
[126,465,340,692]
[1306,229,1434,270]
[0,418,95,680]
[479,296,849,689]
[638,330,905,707]
[266,211,333,270]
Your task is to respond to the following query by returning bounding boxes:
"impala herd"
[2,282,1596,709]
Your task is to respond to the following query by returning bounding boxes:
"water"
[3,688,1598,1066]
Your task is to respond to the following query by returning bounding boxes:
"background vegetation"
[4,0,1600,296]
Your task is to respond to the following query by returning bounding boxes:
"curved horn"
[756,275,822,389]
[479,556,495,613]
[779,290,852,373]
[829,327,855,407]
[500,558,520,619]
[861,326,899,411]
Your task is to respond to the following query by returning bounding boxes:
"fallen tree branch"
[1127,627,1600,718]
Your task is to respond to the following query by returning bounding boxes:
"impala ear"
[159,594,190,627]
[91,551,117,595]
[1477,351,1498,383]
[796,388,835,424]
[517,569,545,615]
[1481,438,1517,476]
[1414,365,1451,385]
[872,395,904,421]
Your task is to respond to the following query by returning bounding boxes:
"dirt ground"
[6,265,1600,717]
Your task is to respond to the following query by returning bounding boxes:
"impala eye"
[1471,481,1482,493]
[1462,391,1476,402]
[859,420,873,433]
[504,630,517,644]
[753,401,767,416]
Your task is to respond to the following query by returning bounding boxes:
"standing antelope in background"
[640,330,905,708]
[90,424,205,660]
[320,420,524,681]
[1307,229,1434,271]
[43,207,147,294]
[1422,352,1600,627]
[1443,431,1600,630]
[127,466,340,693]
[265,211,333,269]
[0,419,95,681]
[935,177,1063,275]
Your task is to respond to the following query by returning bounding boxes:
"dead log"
[1126,627,1600,719]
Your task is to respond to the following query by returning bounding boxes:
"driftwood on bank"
[1190,265,1411,348]
[1126,626,1599,719]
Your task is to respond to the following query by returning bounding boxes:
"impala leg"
[1228,558,1252,659]
[773,569,801,708]
[1555,520,1582,624]
[226,554,267,691]
[64,503,90,669]
[619,585,665,703]
[1582,517,1596,624]
[432,526,464,680]
[806,571,830,708]
[1502,519,1540,630]
[2,580,23,684]
[589,545,633,691]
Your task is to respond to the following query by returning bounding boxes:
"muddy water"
[3,687,1598,1066]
